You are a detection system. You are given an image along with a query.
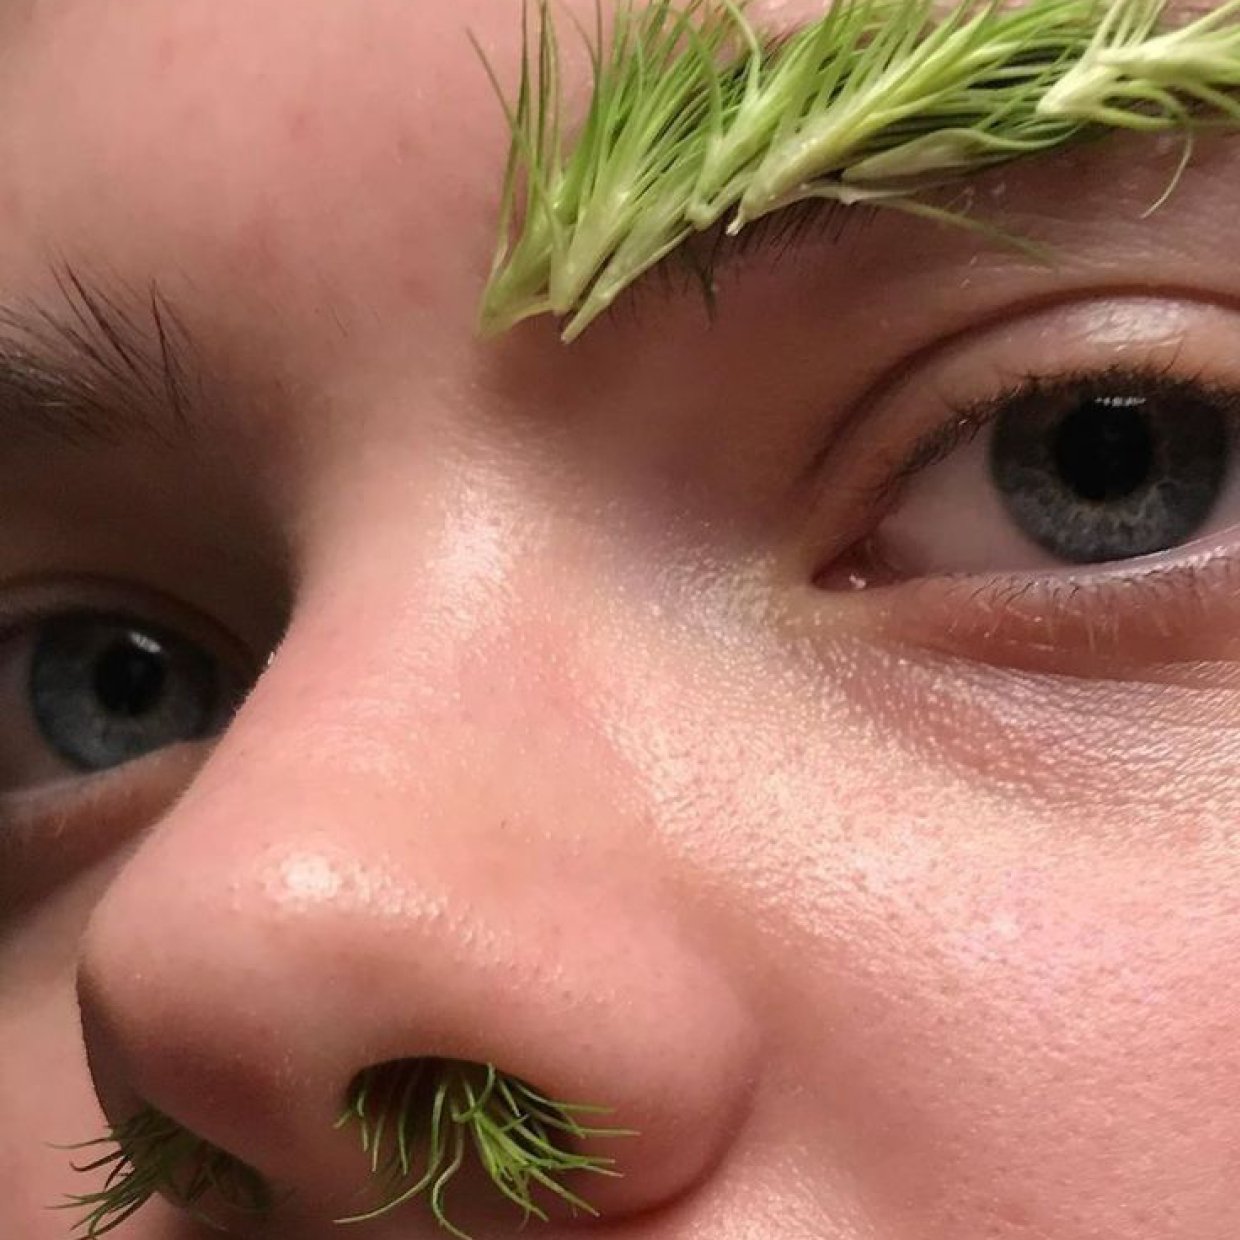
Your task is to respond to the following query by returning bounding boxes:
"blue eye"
[989,375,1232,564]
[28,613,224,772]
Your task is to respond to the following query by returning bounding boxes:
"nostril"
[76,824,754,1234]
[334,1057,637,1238]
[58,1105,270,1238]
[60,1062,634,1240]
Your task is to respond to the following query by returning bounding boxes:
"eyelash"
[861,358,1231,517]
[802,355,1240,665]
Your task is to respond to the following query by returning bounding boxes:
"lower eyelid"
[0,744,208,921]
[841,532,1240,677]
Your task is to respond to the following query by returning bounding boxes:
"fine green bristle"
[56,1108,270,1238]
[476,0,1240,342]
[58,1062,632,1240]
[334,1060,633,1240]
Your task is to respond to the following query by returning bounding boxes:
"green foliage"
[59,1062,629,1239]
[58,1108,269,1238]
[477,0,1240,341]
[335,1059,633,1240]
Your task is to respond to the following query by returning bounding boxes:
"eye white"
[874,394,1240,577]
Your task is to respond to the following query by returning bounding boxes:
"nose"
[75,572,757,1236]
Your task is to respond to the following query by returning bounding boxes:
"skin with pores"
[3,1,1240,1239]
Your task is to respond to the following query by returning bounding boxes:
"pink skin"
[2,1,1240,1239]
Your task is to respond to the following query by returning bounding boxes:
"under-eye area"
[0,589,264,912]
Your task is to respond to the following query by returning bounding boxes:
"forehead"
[0,0,1210,367]
[0,0,528,352]
[0,0,919,309]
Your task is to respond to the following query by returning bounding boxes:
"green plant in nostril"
[334,1059,636,1240]
[56,1060,631,1239]
[56,1107,271,1238]
[477,0,1240,343]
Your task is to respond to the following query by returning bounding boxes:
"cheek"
[873,861,1240,1232]
[808,809,1240,1231]
[587,609,1240,1233]
[0,874,113,1233]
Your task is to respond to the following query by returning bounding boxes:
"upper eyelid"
[863,360,1227,511]
[794,285,1220,493]
[0,573,267,683]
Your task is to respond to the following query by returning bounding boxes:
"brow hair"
[0,263,203,453]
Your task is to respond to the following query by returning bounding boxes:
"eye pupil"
[93,635,169,719]
[1051,397,1154,504]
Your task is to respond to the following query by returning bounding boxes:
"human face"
[4,1,1240,1238]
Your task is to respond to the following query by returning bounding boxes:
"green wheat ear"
[55,1107,270,1238]
[335,1059,635,1240]
[477,0,1240,342]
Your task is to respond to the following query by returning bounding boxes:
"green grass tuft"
[56,1063,629,1239]
[335,1059,634,1240]
[56,1108,270,1238]
[477,0,1240,341]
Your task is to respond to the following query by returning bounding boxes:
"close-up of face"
[4,0,1240,1238]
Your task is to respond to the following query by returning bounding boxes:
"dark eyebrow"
[0,264,203,453]
[632,197,881,321]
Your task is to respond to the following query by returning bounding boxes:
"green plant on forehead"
[477,0,1240,342]
[58,1107,270,1238]
[335,1059,633,1240]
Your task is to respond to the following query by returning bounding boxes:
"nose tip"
[76,823,758,1236]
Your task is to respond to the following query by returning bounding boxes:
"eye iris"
[30,616,220,772]
[990,380,1230,564]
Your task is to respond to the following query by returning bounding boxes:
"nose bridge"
[280,459,613,805]
[201,587,635,1043]
[77,546,758,1226]
[104,555,635,1057]
[290,559,606,833]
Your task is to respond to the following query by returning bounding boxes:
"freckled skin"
[2,3,1240,1240]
